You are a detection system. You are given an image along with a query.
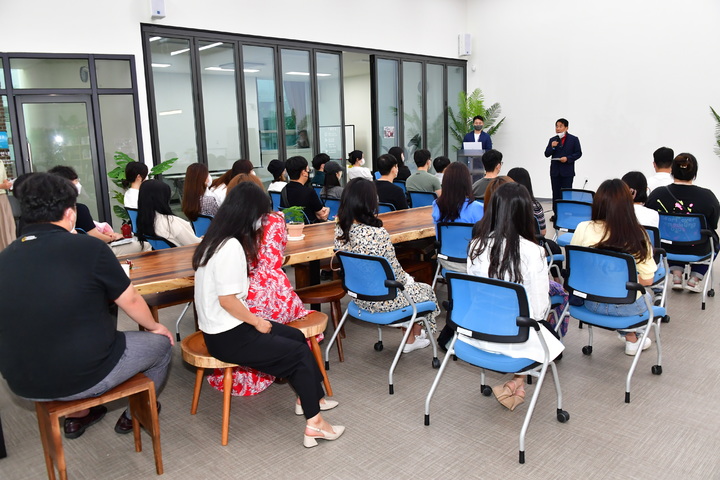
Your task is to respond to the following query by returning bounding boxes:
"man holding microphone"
[544,118,582,205]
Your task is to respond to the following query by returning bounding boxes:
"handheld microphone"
[582,179,588,189]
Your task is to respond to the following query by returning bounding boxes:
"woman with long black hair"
[193,182,343,447]
[136,179,200,246]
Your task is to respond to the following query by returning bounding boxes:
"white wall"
[464,0,720,197]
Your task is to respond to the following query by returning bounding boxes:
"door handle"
[27,142,34,172]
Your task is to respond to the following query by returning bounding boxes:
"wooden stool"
[295,281,346,362]
[34,373,162,480]
[181,313,333,446]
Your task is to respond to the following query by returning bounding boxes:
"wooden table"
[119,206,435,320]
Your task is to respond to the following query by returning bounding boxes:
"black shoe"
[64,405,107,439]
[114,402,161,434]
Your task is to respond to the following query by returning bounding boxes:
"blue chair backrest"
[336,251,398,302]
[192,214,213,237]
[564,245,637,304]
[126,208,138,234]
[553,200,592,232]
[436,222,474,264]
[144,234,177,250]
[408,191,437,208]
[313,186,322,199]
[561,188,594,203]
[446,272,531,343]
[658,213,706,244]
[374,171,381,180]
[393,180,407,193]
[378,203,396,214]
[270,192,281,211]
[322,197,341,221]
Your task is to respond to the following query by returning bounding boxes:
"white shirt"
[123,188,139,209]
[647,172,673,192]
[210,184,228,205]
[195,238,249,334]
[267,181,287,193]
[153,215,201,246]
[347,166,373,181]
[634,204,659,228]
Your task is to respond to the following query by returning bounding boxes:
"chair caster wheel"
[708,289,715,297]
[556,409,570,423]
[582,345,593,355]
[431,358,440,369]
[452,354,457,361]
[374,342,383,351]
[481,385,492,396]
[651,365,662,375]
[661,315,670,323]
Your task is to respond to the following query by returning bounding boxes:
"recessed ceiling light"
[149,36,162,42]
[170,48,190,56]
[152,63,171,68]
[286,71,310,76]
[159,110,183,116]
[205,66,235,72]
[199,42,224,51]
[243,68,260,73]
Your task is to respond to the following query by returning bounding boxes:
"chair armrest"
[384,279,405,290]
[701,229,714,238]
[516,316,540,331]
[626,281,646,294]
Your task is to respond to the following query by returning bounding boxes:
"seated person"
[137,179,201,246]
[49,166,149,255]
[622,171,659,228]
[311,153,330,187]
[346,150,373,181]
[210,159,254,204]
[0,173,173,438]
[374,154,408,211]
[472,149,503,198]
[122,161,148,209]
[433,156,451,182]
[406,149,441,196]
[388,146,412,182]
[266,159,288,194]
[320,161,344,200]
[432,162,483,226]
[280,156,329,224]
[182,163,219,221]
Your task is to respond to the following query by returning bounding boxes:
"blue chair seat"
[347,300,437,325]
[665,252,712,263]
[569,305,666,331]
[454,340,537,373]
[557,233,573,247]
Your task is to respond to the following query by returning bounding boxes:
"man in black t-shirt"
[374,154,408,211]
[280,156,329,223]
[0,173,173,439]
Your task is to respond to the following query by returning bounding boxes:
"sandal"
[492,379,526,411]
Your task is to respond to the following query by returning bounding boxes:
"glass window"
[10,58,91,89]
[447,65,465,155]
[0,59,5,89]
[402,61,423,164]
[148,37,198,175]
[0,96,15,180]
[316,52,343,163]
[281,49,314,162]
[243,45,279,176]
[199,41,241,173]
[375,58,399,159]
[426,63,445,158]
[95,59,132,89]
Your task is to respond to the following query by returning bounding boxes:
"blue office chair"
[424,273,568,464]
[321,197,340,221]
[408,191,437,208]
[658,213,715,310]
[644,225,670,320]
[432,222,474,290]
[560,245,665,403]
[269,192,281,211]
[191,214,213,237]
[324,251,440,394]
[552,199,592,246]
[125,207,138,234]
[535,217,564,280]
[393,180,407,193]
[374,171,381,180]
[313,185,322,200]
[378,203,396,214]
[561,188,594,203]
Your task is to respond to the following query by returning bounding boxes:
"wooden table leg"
[309,337,333,397]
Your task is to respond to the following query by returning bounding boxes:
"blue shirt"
[432,199,484,226]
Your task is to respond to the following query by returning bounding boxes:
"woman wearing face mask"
[320,161,344,199]
[346,150,372,181]
[462,115,493,151]
[182,163,219,222]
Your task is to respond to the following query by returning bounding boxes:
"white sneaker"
[684,276,703,293]
[625,336,652,356]
[402,336,430,353]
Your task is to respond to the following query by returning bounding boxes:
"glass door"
[15,96,105,220]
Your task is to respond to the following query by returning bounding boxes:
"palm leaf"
[711,106,720,158]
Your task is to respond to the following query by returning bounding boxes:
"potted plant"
[448,88,506,152]
[281,205,306,239]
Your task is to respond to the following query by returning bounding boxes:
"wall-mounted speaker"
[458,34,472,57]
[151,0,166,19]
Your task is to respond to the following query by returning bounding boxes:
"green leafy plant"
[711,106,720,158]
[448,88,505,152]
[281,205,306,224]
[107,151,177,221]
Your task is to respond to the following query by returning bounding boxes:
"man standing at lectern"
[462,115,492,151]
[544,118,582,203]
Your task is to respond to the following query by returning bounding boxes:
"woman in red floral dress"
[206,211,312,396]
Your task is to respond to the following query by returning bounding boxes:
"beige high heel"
[303,424,346,448]
[295,399,339,416]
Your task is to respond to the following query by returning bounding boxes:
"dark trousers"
[203,322,325,419]
[551,175,574,213]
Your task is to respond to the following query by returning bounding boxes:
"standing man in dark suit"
[544,118,582,204]
[462,115,492,151]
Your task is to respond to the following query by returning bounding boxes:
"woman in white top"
[346,150,372,181]
[466,182,563,411]
[210,159,255,205]
[622,171,659,228]
[122,161,148,209]
[266,159,287,194]
[193,182,344,447]
[137,179,201,247]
